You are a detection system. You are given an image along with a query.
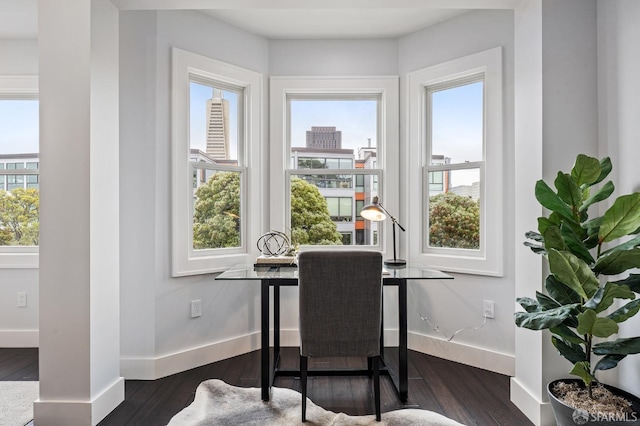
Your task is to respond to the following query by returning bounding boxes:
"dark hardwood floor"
[0,347,533,425]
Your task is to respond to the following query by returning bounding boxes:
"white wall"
[597,0,640,398]
[0,38,39,347]
[119,10,269,378]
[399,10,517,373]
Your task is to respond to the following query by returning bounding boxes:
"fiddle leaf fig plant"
[515,154,640,398]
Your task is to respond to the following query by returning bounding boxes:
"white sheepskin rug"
[167,379,465,426]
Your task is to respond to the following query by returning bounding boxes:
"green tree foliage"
[291,177,342,245]
[429,192,480,249]
[0,188,39,246]
[192,174,343,249]
[193,171,241,249]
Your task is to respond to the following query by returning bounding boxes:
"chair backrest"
[298,250,383,358]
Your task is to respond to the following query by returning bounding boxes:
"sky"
[0,100,39,155]
[2,81,482,188]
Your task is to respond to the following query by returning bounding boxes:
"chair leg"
[300,355,308,422]
[373,356,381,421]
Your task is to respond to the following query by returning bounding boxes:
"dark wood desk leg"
[274,285,281,364]
[261,279,270,401]
[399,278,408,402]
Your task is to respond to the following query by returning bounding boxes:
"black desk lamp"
[360,196,406,266]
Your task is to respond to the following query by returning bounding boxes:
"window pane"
[289,99,377,150]
[290,174,379,246]
[428,168,480,250]
[189,81,240,163]
[192,169,242,250]
[430,81,483,165]
[0,99,39,246]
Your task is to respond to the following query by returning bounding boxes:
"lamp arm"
[378,203,406,232]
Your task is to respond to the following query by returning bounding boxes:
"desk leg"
[261,279,270,401]
[274,285,281,366]
[399,279,408,402]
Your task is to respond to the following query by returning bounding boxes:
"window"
[0,76,39,268]
[408,47,503,276]
[270,77,399,253]
[171,48,263,276]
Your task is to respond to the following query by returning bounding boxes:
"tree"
[290,177,342,245]
[193,171,241,249]
[0,188,39,246]
[428,192,479,249]
[192,174,342,249]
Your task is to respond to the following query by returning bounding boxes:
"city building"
[305,126,342,150]
[205,88,230,159]
[0,153,39,192]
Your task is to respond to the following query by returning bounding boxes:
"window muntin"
[425,78,483,251]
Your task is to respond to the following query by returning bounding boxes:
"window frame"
[407,47,503,276]
[270,76,399,253]
[0,75,39,269]
[171,48,263,277]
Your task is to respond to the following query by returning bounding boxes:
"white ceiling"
[0,0,478,40]
[199,9,469,39]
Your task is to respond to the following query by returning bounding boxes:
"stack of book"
[254,255,297,267]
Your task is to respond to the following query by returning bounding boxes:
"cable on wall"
[408,283,488,342]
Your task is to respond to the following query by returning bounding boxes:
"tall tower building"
[306,126,342,149]
[205,88,230,159]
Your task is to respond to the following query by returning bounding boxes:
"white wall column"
[36,0,124,424]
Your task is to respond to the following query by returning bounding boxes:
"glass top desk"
[215,264,453,402]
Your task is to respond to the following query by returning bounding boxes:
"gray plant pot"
[548,379,640,426]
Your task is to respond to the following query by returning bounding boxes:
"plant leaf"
[594,354,627,371]
[516,297,541,313]
[592,157,612,186]
[612,273,640,293]
[577,309,618,338]
[593,337,640,356]
[549,249,599,300]
[560,222,594,264]
[600,233,640,257]
[580,181,614,213]
[583,286,605,311]
[551,324,585,344]
[607,299,640,323]
[536,291,561,310]
[514,305,578,330]
[571,154,601,187]
[555,172,582,211]
[570,361,595,385]
[599,193,640,243]
[525,231,543,242]
[546,275,581,305]
[535,180,575,221]
[552,336,587,364]
[523,241,546,255]
[588,282,635,313]
[593,248,640,275]
[543,226,566,252]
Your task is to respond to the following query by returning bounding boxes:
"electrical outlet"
[190,299,202,318]
[482,300,495,319]
[17,292,27,308]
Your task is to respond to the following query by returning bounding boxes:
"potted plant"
[515,154,640,425]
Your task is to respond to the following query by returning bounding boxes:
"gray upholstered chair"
[298,250,383,422]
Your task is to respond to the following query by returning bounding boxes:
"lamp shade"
[360,196,387,221]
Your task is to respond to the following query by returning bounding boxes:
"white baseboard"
[120,329,514,381]
[510,377,555,426]
[121,332,261,380]
[408,331,515,376]
[34,377,124,426]
[0,330,38,347]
